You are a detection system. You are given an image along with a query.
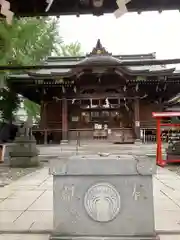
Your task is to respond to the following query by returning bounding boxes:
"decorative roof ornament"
[0,0,14,24]
[114,0,131,19]
[88,39,111,56]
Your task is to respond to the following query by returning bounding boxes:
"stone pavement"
[38,142,167,159]
[39,142,159,155]
[0,143,180,239]
[0,167,180,238]
[0,234,179,240]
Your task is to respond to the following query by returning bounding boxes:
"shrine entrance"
[9,40,169,145]
[90,108,132,141]
[69,97,135,143]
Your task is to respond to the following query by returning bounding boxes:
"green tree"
[0,17,61,66]
[20,40,83,123]
[23,99,41,123]
[60,41,83,57]
[0,17,61,122]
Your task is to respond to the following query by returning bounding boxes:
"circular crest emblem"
[84,183,121,222]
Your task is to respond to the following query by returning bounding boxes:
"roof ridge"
[47,53,156,62]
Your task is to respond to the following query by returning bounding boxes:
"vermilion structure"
[152,111,180,167]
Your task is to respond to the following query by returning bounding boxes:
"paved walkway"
[0,167,180,238]
[38,142,167,159]
[0,234,179,240]
[0,143,180,239]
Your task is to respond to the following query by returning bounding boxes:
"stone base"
[10,156,39,168]
[135,139,142,144]
[61,140,69,144]
[9,134,40,168]
[49,235,159,240]
[1,143,15,165]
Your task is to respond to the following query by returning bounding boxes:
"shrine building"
[7,40,180,144]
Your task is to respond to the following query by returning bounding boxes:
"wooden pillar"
[134,98,140,140]
[42,102,48,144]
[61,98,68,143]
[156,118,162,166]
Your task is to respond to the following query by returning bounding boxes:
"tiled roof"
[8,40,179,79]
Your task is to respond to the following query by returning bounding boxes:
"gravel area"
[0,163,46,187]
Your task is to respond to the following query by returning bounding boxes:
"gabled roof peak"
[87,39,112,56]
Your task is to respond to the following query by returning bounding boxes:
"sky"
[58,10,180,60]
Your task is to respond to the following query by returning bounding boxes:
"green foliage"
[0,17,62,65]
[20,39,83,122]
[0,88,20,122]
[23,98,40,123]
[171,117,180,124]
[0,17,61,122]
[59,41,83,57]
[0,17,83,123]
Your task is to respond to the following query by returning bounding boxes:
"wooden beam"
[66,93,138,100]
[134,98,140,140]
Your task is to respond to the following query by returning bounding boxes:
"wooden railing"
[140,120,156,129]
[31,121,165,144]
